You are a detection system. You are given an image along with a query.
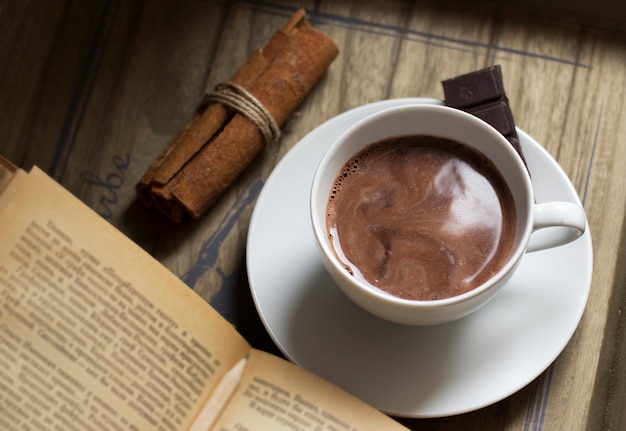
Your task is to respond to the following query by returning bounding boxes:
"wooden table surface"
[2,0,625,429]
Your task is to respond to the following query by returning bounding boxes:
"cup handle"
[526,202,587,253]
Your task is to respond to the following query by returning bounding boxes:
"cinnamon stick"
[137,9,339,221]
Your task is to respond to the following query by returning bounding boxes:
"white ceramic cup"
[310,104,587,325]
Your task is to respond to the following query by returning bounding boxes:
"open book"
[0,157,407,430]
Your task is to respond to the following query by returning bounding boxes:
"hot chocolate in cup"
[310,104,587,325]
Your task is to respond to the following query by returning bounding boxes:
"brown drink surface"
[326,135,516,300]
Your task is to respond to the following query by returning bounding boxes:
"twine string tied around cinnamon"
[204,82,281,145]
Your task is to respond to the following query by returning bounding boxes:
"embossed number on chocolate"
[326,135,516,301]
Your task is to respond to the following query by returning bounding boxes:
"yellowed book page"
[211,349,409,431]
[0,157,27,212]
[0,156,17,189]
[0,167,251,431]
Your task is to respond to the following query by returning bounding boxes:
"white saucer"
[246,98,593,418]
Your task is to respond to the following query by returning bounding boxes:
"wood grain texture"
[1,0,625,429]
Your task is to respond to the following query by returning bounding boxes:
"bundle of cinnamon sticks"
[137,9,339,222]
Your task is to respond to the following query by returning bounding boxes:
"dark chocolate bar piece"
[442,65,526,166]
